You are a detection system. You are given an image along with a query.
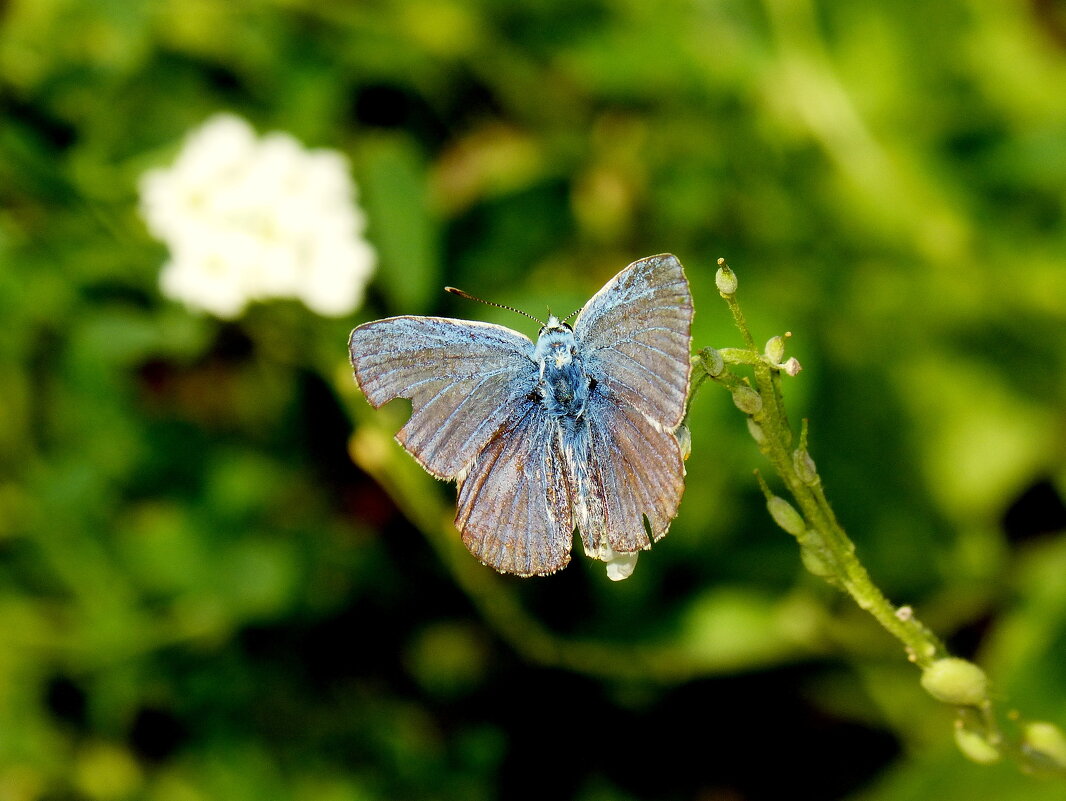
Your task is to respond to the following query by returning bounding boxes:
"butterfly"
[348,254,693,578]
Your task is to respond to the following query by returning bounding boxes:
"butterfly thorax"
[533,317,590,420]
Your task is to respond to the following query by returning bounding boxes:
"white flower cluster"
[140,114,375,318]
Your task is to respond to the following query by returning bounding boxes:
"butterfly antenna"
[445,287,544,326]
[561,304,583,324]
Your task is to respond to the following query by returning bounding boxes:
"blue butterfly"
[348,254,693,578]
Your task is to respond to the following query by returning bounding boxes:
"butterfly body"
[349,254,693,577]
[534,316,590,420]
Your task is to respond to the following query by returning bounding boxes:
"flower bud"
[585,540,640,581]
[767,496,806,537]
[715,261,738,296]
[765,336,785,364]
[605,551,639,581]
[732,386,763,415]
[954,724,1002,765]
[800,545,834,577]
[675,424,692,460]
[920,658,988,706]
[782,357,802,376]
[746,418,766,444]
[700,347,725,377]
[793,448,818,485]
[1022,721,1066,769]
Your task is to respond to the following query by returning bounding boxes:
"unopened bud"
[765,336,785,364]
[800,545,834,577]
[746,418,766,444]
[675,424,692,460]
[700,347,725,377]
[715,260,738,296]
[767,496,806,537]
[920,658,988,706]
[782,357,802,376]
[793,448,818,485]
[732,386,763,415]
[954,724,1002,765]
[605,551,639,581]
[1022,721,1066,769]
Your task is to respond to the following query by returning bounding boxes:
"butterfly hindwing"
[580,387,686,554]
[455,401,574,576]
[348,317,537,480]
[574,254,693,430]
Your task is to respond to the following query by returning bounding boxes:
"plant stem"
[712,280,946,665]
[694,261,1066,773]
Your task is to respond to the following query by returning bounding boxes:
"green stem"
[706,269,946,665]
[700,259,1066,773]
[749,354,945,666]
[720,284,758,352]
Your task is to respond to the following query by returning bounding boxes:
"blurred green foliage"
[2,0,1066,799]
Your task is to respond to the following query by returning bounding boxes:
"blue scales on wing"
[575,254,693,430]
[572,254,694,555]
[348,317,538,480]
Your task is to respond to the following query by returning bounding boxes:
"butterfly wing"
[571,254,693,554]
[348,316,537,480]
[574,253,693,429]
[579,389,686,553]
[455,402,574,576]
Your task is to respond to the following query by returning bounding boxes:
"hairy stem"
[695,258,1066,776]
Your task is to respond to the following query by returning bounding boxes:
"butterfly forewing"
[348,317,537,480]
[455,401,574,576]
[574,254,693,430]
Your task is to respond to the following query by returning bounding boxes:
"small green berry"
[800,545,834,577]
[732,386,763,415]
[715,260,738,295]
[700,347,725,377]
[675,423,692,461]
[1022,721,1066,769]
[767,496,806,537]
[793,448,818,485]
[746,418,766,444]
[765,335,785,364]
[920,658,988,706]
[954,724,1001,765]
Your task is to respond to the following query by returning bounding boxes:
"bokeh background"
[3,0,1066,799]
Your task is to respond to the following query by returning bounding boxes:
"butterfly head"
[538,314,573,335]
[444,284,585,371]
[535,315,579,370]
